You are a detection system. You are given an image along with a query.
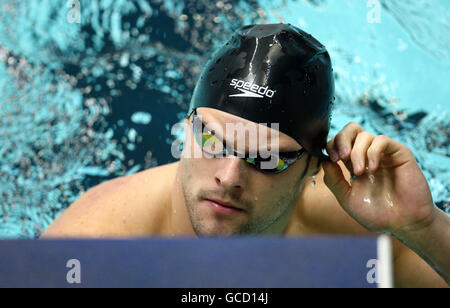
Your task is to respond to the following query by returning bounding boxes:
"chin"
[192,220,244,237]
[194,226,236,237]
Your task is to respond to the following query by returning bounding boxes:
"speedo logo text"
[229,79,276,99]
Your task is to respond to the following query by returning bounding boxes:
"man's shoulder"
[286,161,371,236]
[126,161,178,195]
[120,160,178,206]
[41,162,179,238]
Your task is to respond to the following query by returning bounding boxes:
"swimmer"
[41,24,449,287]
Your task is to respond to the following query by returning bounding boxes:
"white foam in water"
[131,112,152,125]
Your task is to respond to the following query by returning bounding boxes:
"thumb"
[322,160,351,205]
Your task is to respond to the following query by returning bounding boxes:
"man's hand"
[322,122,436,236]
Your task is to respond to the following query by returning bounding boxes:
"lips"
[205,198,245,215]
[206,198,243,211]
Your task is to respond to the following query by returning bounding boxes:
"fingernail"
[369,160,375,170]
[339,148,347,158]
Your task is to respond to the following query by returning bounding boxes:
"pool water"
[0,0,448,238]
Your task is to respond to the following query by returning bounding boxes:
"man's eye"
[202,133,223,154]
[202,133,220,146]
[276,158,286,171]
[245,157,256,165]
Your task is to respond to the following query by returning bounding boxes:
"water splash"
[0,0,264,238]
[381,0,450,68]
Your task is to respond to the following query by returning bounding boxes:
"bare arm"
[41,163,177,238]
[40,173,160,238]
[40,176,130,238]
[301,161,447,287]
[393,208,449,287]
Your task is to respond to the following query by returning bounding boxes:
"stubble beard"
[180,166,303,236]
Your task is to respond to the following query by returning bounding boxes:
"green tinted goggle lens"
[192,111,305,174]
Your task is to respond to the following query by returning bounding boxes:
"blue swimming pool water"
[0,0,449,238]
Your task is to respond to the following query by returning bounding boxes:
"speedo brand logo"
[229,79,276,99]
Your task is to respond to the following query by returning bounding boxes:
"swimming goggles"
[190,108,306,174]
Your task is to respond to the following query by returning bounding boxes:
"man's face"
[179,107,319,236]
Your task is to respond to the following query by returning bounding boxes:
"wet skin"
[42,108,449,287]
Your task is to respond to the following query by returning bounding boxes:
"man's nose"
[214,156,248,190]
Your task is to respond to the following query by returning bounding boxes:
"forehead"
[196,107,302,151]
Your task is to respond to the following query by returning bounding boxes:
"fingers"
[327,122,363,163]
[351,132,375,175]
[323,161,351,205]
[367,135,404,171]
[327,123,401,175]
[326,138,338,162]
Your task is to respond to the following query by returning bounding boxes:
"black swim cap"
[188,23,334,161]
